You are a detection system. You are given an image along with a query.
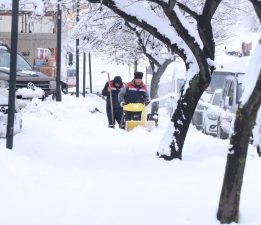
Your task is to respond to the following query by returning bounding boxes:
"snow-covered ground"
[0,32,260,225]
[0,93,260,225]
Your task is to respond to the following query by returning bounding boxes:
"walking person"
[102,76,125,128]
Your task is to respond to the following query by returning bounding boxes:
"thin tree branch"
[87,0,187,62]
[124,21,161,67]
[176,1,198,19]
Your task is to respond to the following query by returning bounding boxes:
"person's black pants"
[106,106,123,128]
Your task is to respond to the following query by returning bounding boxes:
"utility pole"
[88,52,92,93]
[75,0,80,97]
[6,0,19,149]
[83,51,86,97]
[56,0,62,101]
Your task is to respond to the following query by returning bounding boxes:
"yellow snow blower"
[122,103,155,132]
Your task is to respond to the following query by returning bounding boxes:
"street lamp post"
[76,0,80,97]
[56,0,62,101]
[83,51,86,97]
[88,52,92,93]
[6,0,19,149]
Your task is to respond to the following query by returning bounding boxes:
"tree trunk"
[159,73,207,160]
[217,110,252,223]
[134,60,138,72]
[217,70,261,223]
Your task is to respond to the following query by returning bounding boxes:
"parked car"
[0,88,22,138]
[192,70,244,130]
[0,42,56,107]
[202,88,222,136]
[217,74,245,139]
[217,73,261,156]
[192,91,212,130]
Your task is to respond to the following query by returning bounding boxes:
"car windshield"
[0,50,32,71]
[208,72,232,92]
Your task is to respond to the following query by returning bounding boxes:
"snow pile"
[16,87,45,98]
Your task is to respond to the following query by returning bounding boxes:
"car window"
[222,80,230,99]
[209,74,227,91]
[237,83,243,102]
[228,82,235,106]
[0,50,10,68]
[67,70,76,77]
[0,50,32,71]
[208,72,234,93]
[212,93,221,106]
[16,54,32,71]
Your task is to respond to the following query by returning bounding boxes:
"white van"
[217,74,245,139]
[192,71,244,130]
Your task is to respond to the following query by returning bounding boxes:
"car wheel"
[51,93,56,100]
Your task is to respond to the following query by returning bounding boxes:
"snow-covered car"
[192,70,245,130]
[192,92,212,130]
[0,88,22,138]
[0,42,56,107]
[202,89,222,136]
[217,73,260,150]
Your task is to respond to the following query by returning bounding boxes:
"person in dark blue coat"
[102,76,125,128]
[118,72,150,121]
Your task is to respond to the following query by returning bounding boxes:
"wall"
[0,13,55,33]
[0,32,57,65]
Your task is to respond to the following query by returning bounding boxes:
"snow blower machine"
[122,103,156,132]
